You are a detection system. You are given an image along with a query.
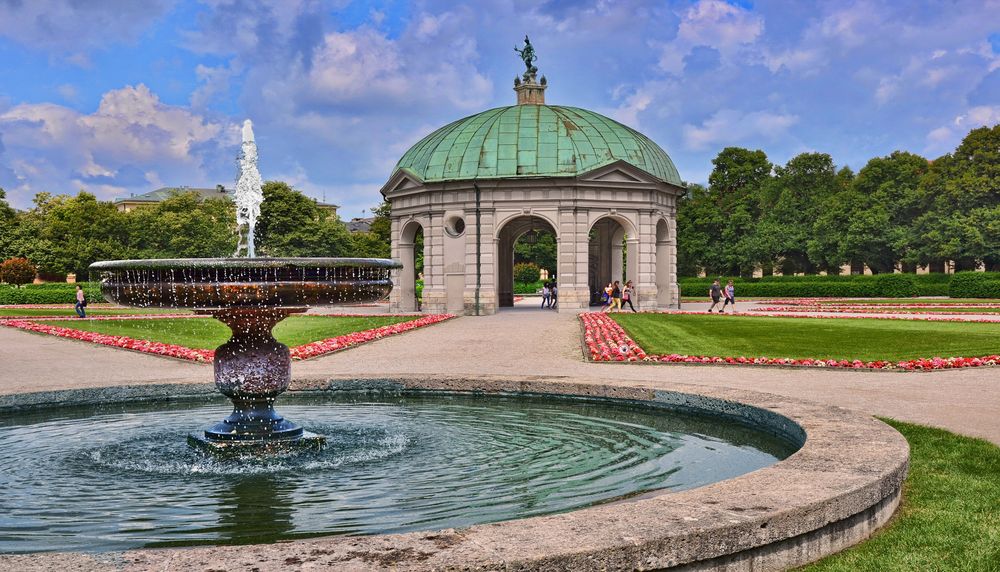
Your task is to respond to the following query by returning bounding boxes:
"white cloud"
[924,105,1000,155]
[0,0,172,55]
[659,0,763,74]
[683,109,798,150]
[0,85,238,205]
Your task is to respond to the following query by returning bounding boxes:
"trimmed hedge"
[680,273,922,298]
[0,282,103,305]
[680,272,1000,298]
[949,272,1000,298]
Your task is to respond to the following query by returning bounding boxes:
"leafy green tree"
[125,192,235,259]
[911,125,1000,271]
[255,181,353,257]
[349,200,391,258]
[514,230,556,273]
[709,147,773,276]
[513,262,541,283]
[761,153,840,274]
[676,183,722,275]
[16,192,128,278]
[841,152,928,273]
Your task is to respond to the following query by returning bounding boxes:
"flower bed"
[1,319,215,362]
[289,314,453,360]
[1,314,454,363]
[580,312,1000,371]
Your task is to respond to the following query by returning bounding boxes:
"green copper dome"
[395,105,682,186]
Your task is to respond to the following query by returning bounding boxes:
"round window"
[445,216,466,237]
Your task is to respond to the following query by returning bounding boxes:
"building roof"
[115,186,230,203]
[114,186,338,209]
[346,217,374,232]
[394,105,682,186]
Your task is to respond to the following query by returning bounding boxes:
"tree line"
[678,124,999,277]
[0,181,390,280]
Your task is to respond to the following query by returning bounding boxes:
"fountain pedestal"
[188,307,325,453]
[182,308,323,453]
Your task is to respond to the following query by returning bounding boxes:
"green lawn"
[802,420,1000,571]
[35,315,417,349]
[611,314,1000,361]
[0,307,190,317]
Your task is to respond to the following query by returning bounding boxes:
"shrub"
[868,274,918,297]
[0,258,37,287]
[679,273,919,298]
[949,272,1000,298]
[513,262,541,284]
[514,280,544,294]
[0,282,103,304]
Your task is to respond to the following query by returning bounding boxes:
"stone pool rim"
[0,375,909,571]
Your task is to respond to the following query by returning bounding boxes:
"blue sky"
[0,0,997,217]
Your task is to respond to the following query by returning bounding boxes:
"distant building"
[113,185,339,215]
[346,217,374,233]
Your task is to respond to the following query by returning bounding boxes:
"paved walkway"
[2,304,998,445]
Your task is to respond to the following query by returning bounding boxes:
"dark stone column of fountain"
[201,308,305,442]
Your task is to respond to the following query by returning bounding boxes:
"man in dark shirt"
[708,279,723,313]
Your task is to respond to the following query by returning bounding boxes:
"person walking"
[722,280,736,313]
[622,280,637,312]
[601,282,614,312]
[550,282,558,309]
[541,283,551,309]
[610,280,623,312]
[74,285,87,318]
[708,279,723,313]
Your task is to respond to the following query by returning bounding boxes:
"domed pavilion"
[379,51,684,315]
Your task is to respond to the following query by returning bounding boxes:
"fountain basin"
[89,257,399,309]
[0,376,909,571]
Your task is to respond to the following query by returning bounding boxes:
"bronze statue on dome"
[514,35,538,81]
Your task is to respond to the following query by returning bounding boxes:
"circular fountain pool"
[0,391,797,554]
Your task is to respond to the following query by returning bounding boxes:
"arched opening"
[398,220,424,311]
[588,217,637,306]
[496,215,558,308]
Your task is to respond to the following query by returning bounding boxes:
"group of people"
[540,281,558,309]
[600,280,636,312]
[707,279,737,313]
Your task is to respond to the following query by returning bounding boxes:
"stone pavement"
[2,304,998,444]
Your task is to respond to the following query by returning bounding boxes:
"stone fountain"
[89,120,400,453]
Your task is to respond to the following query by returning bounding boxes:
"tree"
[19,191,128,279]
[0,257,36,287]
[126,192,235,259]
[708,147,773,276]
[676,183,723,275]
[255,181,354,257]
[761,153,840,274]
[841,152,928,273]
[513,262,541,283]
[0,188,17,261]
[350,200,391,258]
[514,230,557,274]
[911,125,1000,271]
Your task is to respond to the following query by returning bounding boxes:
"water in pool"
[0,392,798,553]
